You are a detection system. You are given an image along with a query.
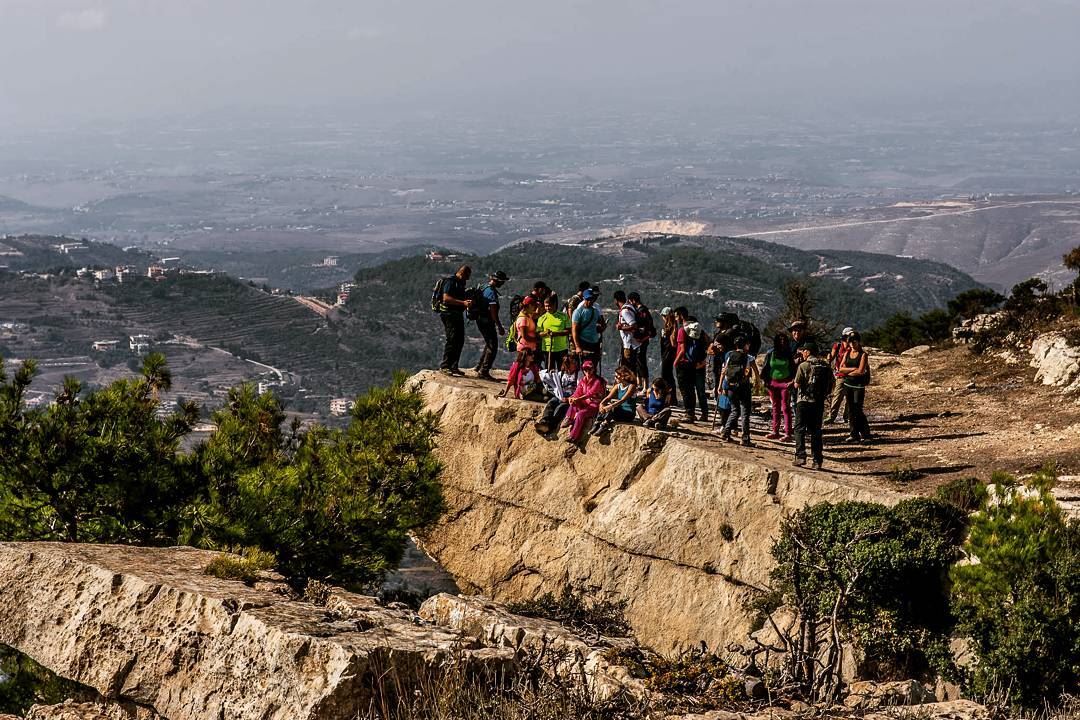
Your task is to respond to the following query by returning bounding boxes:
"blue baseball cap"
[582,289,597,300]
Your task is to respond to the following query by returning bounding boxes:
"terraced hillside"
[0,273,372,399]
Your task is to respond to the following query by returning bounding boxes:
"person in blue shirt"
[473,270,508,380]
[636,378,673,429]
[571,288,604,365]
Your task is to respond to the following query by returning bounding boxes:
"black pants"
[542,349,568,370]
[676,364,709,421]
[636,341,650,383]
[475,318,498,373]
[794,402,824,464]
[845,384,872,440]
[577,340,602,365]
[440,312,465,371]
[541,397,570,425]
[661,351,678,405]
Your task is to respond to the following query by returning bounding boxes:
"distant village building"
[115,265,136,282]
[91,340,119,352]
[129,334,152,354]
[147,265,167,279]
[92,268,114,282]
[330,398,354,416]
[52,242,87,255]
[76,267,92,278]
[322,256,339,267]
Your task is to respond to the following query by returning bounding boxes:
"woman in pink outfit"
[761,332,796,441]
[562,360,607,454]
[497,298,541,399]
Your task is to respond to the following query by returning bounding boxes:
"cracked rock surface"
[0,543,479,720]
[415,371,907,653]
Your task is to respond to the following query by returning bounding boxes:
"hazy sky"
[2,0,1079,128]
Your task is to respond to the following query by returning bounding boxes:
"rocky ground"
[441,339,1080,496]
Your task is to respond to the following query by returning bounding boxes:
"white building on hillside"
[330,398,354,416]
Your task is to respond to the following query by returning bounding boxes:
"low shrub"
[508,587,631,640]
[951,468,1080,708]
[204,547,277,584]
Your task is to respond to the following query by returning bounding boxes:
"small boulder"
[844,679,936,709]
[901,345,932,357]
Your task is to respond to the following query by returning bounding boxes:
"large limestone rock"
[1030,331,1080,394]
[0,543,489,720]
[416,372,907,653]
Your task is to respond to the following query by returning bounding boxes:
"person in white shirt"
[534,355,581,434]
[613,290,641,384]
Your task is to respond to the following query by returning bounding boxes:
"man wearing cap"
[793,342,834,470]
[787,320,809,405]
[473,270,508,380]
[571,288,603,365]
[826,327,854,423]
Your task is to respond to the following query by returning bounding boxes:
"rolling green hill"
[1,234,983,403]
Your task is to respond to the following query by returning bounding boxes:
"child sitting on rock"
[636,378,673,429]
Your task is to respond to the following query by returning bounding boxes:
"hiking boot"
[766,433,781,440]
[811,462,823,471]
[720,430,732,442]
[534,420,551,435]
[843,436,860,443]
[780,435,792,443]
[793,458,806,467]
[643,418,656,429]
[824,416,836,425]
[476,370,496,381]
[741,437,753,447]
[439,368,455,377]
[684,414,697,424]
[449,367,465,376]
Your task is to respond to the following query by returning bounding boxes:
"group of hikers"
[432,265,873,465]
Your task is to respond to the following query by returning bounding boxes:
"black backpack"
[634,305,657,341]
[804,360,834,404]
[725,350,750,392]
[737,321,762,356]
[465,284,490,320]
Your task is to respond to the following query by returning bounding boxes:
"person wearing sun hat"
[826,326,856,424]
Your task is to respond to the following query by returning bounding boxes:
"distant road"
[735,199,1080,239]
[292,296,333,317]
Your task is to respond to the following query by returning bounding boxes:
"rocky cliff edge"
[415,371,908,653]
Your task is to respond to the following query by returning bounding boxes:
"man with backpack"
[674,308,710,424]
[792,342,835,469]
[720,335,760,446]
[628,291,656,388]
[471,270,509,380]
[571,288,604,365]
[431,264,473,376]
